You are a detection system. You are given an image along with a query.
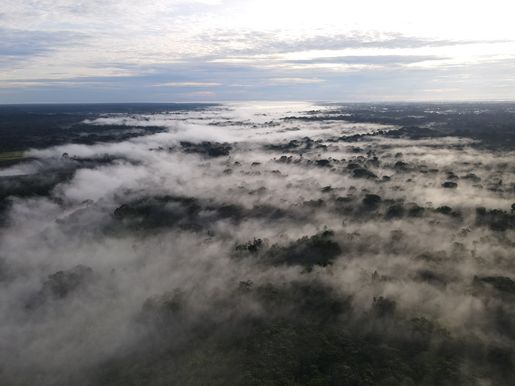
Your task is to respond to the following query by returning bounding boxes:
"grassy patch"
[0,151,24,165]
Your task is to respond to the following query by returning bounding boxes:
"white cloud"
[154,82,222,87]
[269,77,325,84]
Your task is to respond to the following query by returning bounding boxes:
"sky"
[1,0,515,103]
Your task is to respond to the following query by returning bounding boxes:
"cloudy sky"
[1,0,515,103]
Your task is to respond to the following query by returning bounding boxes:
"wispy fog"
[0,102,514,385]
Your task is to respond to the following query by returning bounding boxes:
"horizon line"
[2,99,515,106]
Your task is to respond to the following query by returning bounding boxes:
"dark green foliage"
[442,181,458,189]
[415,269,448,286]
[394,161,409,171]
[446,172,459,181]
[113,195,202,230]
[352,168,377,179]
[372,296,396,317]
[366,156,380,168]
[93,280,515,386]
[462,173,481,182]
[360,194,382,212]
[235,238,265,254]
[492,306,515,339]
[139,289,186,329]
[315,159,331,167]
[267,230,342,269]
[179,141,232,157]
[41,264,93,299]
[0,169,74,202]
[407,204,424,217]
[0,199,11,227]
[475,207,515,231]
[385,204,405,219]
[303,199,325,208]
[265,137,326,153]
[486,346,513,373]
[234,231,342,270]
[387,126,444,140]
[0,104,212,152]
[26,265,93,309]
[335,195,353,203]
[277,155,294,163]
[415,251,448,262]
[287,102,515,148]
[436,206,453,215]
[112,196,290,232]
[362,194,381,209]
[474,276,515,295]
[435,206,462,218]
[242,321,413,386]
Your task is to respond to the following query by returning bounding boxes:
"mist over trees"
[0,102,514,385]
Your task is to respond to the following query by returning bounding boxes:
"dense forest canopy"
[0,102,514,385]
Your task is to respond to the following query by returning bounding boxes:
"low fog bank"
[0,102,514,385]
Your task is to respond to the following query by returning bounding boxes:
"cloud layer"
[1,0,515,102]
